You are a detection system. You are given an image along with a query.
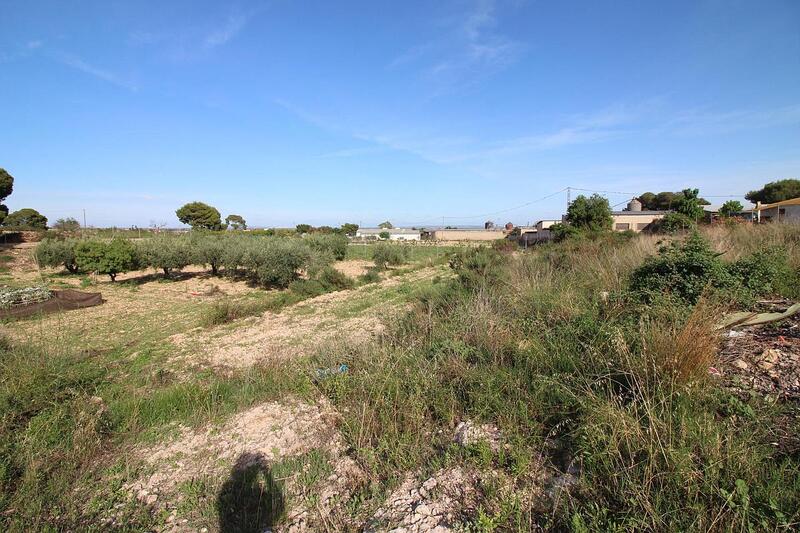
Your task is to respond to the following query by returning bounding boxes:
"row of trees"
[636,179,800,212]
[35,232,349,285]
[295,223,359,236]
[556,188,723,240]
[0,168,50,229]
[175,201,363,237]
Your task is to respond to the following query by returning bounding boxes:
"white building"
[755,198,800,223]
[355,228,421,241]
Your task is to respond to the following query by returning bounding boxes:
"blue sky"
[1,0,798,228]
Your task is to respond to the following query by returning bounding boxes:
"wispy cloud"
[53,52,138,91]
[318,146,388,159]
[129,7,258,61]
[204,12,249,48]
[661,104,800,135]
[388,0,524,94]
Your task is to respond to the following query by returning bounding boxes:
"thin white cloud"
[204,12,249,48]
[388,0,524,94]
[53,52,138,91]
[662,104,800,135]
[318,146,389,159]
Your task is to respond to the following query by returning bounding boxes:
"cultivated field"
[2,226,800,531]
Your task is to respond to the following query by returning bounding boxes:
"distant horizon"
[2,0,797,227]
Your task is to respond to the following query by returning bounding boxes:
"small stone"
[145,494,158,505]
[759,348,782,369]
[200,528,208,533]
[733,359,749,370]
[422,478,437,491]
[415,503,433,516]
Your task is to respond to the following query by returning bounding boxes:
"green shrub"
[550,222,581,242]
[34,238,80,273]
[316,266,354,290]
[287,279,328,298]
[137,234,191,277]
[657,212,695,234]
[629,232,732,304]
[491,238,517,252]
[448,246,507,289]
[306,234,348,261]
[372,243,408,269]
[630,233,792,305]
[358,268,382,284]
[728,247,794,299]
[74,238,138,281]
[199,298,274,326]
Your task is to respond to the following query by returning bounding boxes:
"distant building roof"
[356,228,420,235]
[611,210,669,216]
[756,197,800,210]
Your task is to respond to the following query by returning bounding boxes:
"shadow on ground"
[217,452,286,533]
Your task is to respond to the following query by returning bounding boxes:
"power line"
[441,188,568,220]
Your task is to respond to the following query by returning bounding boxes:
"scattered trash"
[314,364,349,380]
[453,420,502,452]
[708,366,722,377]
[726,330,747,338]
[718,303,800,330]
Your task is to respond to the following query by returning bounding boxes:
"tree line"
[552,178,800,241]
[35,232,349,285]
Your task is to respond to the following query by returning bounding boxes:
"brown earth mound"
[0,289,103,318]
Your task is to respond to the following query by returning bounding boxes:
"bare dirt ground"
[2,243,472,531]
[171,266,443,370]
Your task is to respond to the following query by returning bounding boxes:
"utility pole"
[82,209,86,237]
[566,187,571,209]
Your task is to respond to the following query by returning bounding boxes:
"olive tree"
[75,238,138,281]
[34,238,80,273]
[193,234,228,275]
[138,234,192,277]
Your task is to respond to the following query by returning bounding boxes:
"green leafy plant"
[372,243,408,269]
[719,200,744,218]
[34,238,80,273]
[74,238,138,281]
[4,208,48,229]
[565,194,612,231]
[746,178,800,204]
[305,234,348,261]
[175,201,223,230]
[137,234,192,277]
[656,212,696,234]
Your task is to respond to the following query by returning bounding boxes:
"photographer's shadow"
[216,452,285,532]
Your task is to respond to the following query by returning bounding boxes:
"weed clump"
[448,246,506,289]
[629,232,792,305]
[372,243,409,270]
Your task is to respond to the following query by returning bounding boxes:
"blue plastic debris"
[314,364,349,380]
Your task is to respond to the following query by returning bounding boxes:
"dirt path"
[171,266,444,369]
